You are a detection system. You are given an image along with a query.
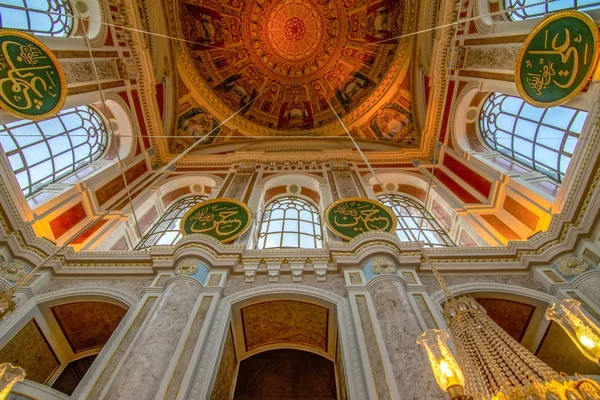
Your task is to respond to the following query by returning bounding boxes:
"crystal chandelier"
[418,254,600,400]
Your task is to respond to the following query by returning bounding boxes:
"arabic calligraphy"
[0,30,66,120]
[325,198,396,240]
[180,198,251,243]
[516,11,599,107]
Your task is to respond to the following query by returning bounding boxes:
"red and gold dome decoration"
[177,0,408,134]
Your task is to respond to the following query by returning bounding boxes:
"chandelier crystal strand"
[424,251,600,399]
[444,295,600,399]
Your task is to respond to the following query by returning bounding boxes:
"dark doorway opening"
[233,349,337,400]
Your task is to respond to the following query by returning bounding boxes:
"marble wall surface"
[368,278,446,400]
[464,47,520,70]
[224,275,346,297]
[81,297,157,400]
[355,295,392,400]
[103,280,201,400]
[576,275,600,309]
[209,326,237,400]
[40,278,153,301]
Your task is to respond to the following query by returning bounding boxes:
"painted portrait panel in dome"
[370,103,418,147]
[169,107,221,153]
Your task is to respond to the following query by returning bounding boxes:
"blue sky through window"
[479,93,587,182]
[0,106,108,196]
[505,0,600,20]
[0,0,73,36]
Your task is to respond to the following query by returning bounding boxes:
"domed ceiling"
[170,0,416,151]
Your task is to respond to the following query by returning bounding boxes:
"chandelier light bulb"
[416,329,466,397]
[0,363,25,400]
[545,299,600,365]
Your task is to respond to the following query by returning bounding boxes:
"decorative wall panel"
[241,300,328,352]
[51,302,127,353]
[536,322,600,375]
[209,325,237,400]
[476,298,534,342]
[0,320,59,384]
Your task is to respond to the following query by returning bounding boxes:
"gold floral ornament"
[0,261,28,282]
[556,256,589,276]
[371,257,398,275]
[175,260,199,275]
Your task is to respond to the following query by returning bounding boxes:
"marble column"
[367,275,446,400]
[102,276,202,400]
[576,275,600,310]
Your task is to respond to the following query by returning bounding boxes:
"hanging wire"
[10,88,268,288]
[363,0,561,46]
[3,0,569,286]
[79,7,145,247]
[35,0,560,53]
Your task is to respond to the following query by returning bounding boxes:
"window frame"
[0,105,109,197]
[135,195,207,250]
[378,194,455,248]
[0,0,74,36]
[502,0,600,21]
[255,195,323,249]
[478,92,586,183]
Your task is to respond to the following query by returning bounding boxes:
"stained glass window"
[503,0,600,20]
[256,196,323,249]
[0,105,108,196]
[479,93,587,182]
[0,0,74,36]
[136,196,207,250]
[379,194,454,248]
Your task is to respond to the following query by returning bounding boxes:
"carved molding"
[430,282,558,306]
[0,285,140,339]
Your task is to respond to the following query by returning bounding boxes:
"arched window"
[0,105,108,196]
[379,194,454,248]
[0,0,74,36]
[503,0,600,20]
[479,93,587,182]
[256,196,322,249]
[136,196,206,250]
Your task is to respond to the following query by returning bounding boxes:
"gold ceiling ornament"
[0,261,28,282]
[371,256,398,275]
[0,362,25,400]
[0,288,17,322]
[556,256,590,277]
[175,260,199,275]
[420,248,600,399]
[546,299,600,366]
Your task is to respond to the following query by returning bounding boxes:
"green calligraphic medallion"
[516,11,599,108]
[325,198,397,241]
[0,30,66,120]
[180,198,252,243]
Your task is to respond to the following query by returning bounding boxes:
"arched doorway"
[0,295,129,398]
[233,349,337,399]
[204,286,359,400]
